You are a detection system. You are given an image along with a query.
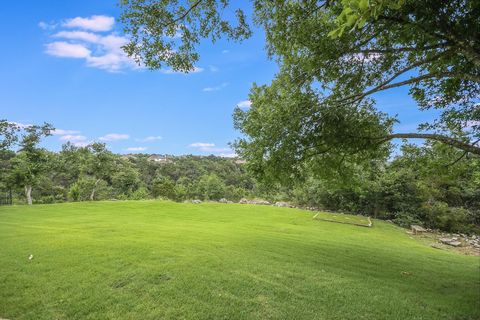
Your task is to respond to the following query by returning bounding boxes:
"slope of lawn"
[313,211,371,226]
[0,201,479,320]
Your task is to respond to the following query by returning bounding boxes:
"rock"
[411,224,427,235]
[218,198,228,203]
[274,201,291,207]
[439,238,463,247]
[449,241,462,247]
[430,244,442,249]
[28,254,33,260]
[249,199,270,205]
[191,200,202,204]
[439,238,453,244]
[239,198,270,205]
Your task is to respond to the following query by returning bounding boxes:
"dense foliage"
[0,120,478,233]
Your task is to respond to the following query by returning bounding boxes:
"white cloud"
[63,15,115,32]
[58,134,90,147]
[8,121,32,129]
[43,16,140,72]
[45,42,91,58]
[126,147,147,152]
[99,133,130,141]
[189,142,215,148]
[54,30,100,43]
[202,82,228,92]
[189,142,234,155]
[209,65,219,72]
[43,15,208,73]
[51,129,80,135]
[38,21,57,30]
[237,100,252,109]
[219,153,237,158]
[138,136,163,142]
[59,134,87,142]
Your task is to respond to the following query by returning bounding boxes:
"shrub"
[130,187,150,200]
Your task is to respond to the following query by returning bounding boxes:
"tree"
[152,175,176,199]
[196,174,226,200]
[120,0,479,185]
[10,124,53,205]
[112,162,141,196]
[86,143,116,201]
[0,120,20,151]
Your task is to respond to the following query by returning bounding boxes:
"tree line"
[1,120,478,233]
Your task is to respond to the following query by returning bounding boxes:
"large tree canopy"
[120,0,479,183]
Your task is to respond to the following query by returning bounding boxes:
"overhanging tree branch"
[383,133,480,155]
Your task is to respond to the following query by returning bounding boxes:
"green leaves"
[329,0,407,38]
[120,0,252,72]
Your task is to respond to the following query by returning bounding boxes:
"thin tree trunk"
[25,185,32,205]
[385,133,480,155]
[90,179,101,201]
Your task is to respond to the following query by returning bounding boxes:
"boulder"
[218,198,228,203]
[274,202,291,207]
[449,241,462,247]
[249,199,270,205]
[191,199,202,204]
[439,238,454,244]
[411,225,427,235]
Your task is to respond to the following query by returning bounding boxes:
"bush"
[392,211,423,228]
[130,187,150,200]
[68,177,110,201]
[421,202,470,232]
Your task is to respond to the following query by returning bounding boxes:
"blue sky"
[1,1,436,156]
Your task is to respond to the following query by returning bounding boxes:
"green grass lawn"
[0,201,479,320]
[313,211,371,226]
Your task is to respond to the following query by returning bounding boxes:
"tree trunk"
[385,133,480,155]
[25,185,32,205]
[90,179,101,201]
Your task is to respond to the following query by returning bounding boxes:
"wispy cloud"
[222,50,229,54]
[38,21,57,30]
[8,121,32,129]
[51,129,81,135]
[43,15,207,73]
[99,133,130,141]
[58,134,90,147]
[218,153,237,158]
[189,142,235,156]
[126,147,147,152]
[189,142,215,148]
[202,82,228,92]
[63,15,115,32]
[45,42,91,58]
[59,134,87,142]
[209,65,219,72]
[43,15,140,72]
[137,136,163,142]
[237,100,252,109]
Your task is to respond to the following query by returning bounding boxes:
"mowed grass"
[0,201,479,320]
[313,211,371,226]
